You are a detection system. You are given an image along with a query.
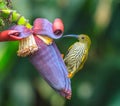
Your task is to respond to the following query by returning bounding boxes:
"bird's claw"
[67,72,74,78]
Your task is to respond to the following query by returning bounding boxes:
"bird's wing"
[78,49,88,71]
[64,44,74,61]
[67,44,74,52]
[81,49,88,62]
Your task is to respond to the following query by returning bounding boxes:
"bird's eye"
[81,37,85,39]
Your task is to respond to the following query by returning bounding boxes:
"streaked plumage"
[64,34,91,78]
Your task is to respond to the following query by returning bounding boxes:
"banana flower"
[0,18,72,99]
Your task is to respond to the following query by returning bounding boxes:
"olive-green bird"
[64,34,91,78]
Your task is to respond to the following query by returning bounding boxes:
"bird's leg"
[67,72,74,78]
[61,54,64,58]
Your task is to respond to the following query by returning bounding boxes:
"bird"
[63,34,91,78]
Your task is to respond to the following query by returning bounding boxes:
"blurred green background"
[0,0,120,106]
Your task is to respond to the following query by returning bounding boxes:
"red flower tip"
[0,30,20,41]
[61,89,72,99]
[53,18,64,35]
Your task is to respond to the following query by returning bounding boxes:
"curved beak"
[63,34,78,39]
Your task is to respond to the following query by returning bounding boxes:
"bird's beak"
[63,34,78,39]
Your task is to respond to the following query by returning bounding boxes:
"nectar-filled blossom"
[0,18,72,99]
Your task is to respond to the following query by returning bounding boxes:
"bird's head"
[78,34,91,46]
[63,34,91,48]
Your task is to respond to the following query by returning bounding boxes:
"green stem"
[0,9,32,28]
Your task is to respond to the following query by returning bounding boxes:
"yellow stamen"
[36,35,53,45]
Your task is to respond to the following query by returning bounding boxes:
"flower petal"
[10,25,32,38]
[29,36,71,99]
[32,18,63,39]
[52,18,64,36]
